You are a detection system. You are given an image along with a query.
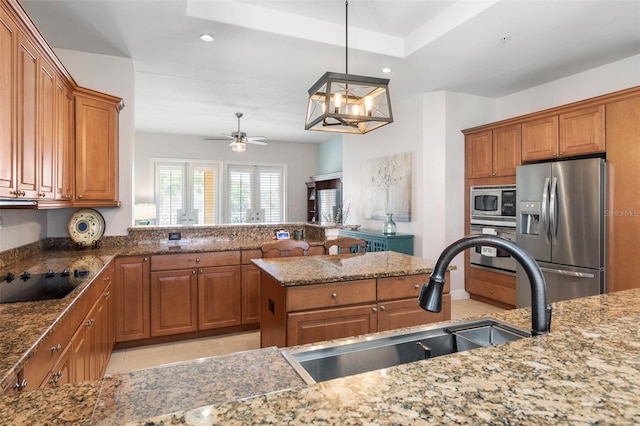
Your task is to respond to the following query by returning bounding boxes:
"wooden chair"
[261,240,310,258]
[324,237,367,255]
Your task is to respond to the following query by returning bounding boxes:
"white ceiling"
[19,0,640,145]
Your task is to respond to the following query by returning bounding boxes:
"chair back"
[261,240,310,258]
[324,237,367,255]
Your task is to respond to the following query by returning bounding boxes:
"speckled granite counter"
[3,289,640,423]
[252,251,448,286]
[135,289,640,425]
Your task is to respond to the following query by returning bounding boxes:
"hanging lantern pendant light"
[304,0,393,134]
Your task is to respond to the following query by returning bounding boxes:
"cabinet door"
[71,314,91,383]
[559,105,605,157]
[15,32,39,198]
[465,130,493,179]
[286,304,377,346]
[521,116,559,162]
[150,269,198,336]
[41,341,72,389]
[377,296,450,332]
[114,256,150,342]
[198,265,242,330]
[241,264,261,324]
[0,8,17,197]
[54,78,73,201]
[37,58,55,199]
[74,92,119,202]
[492,124,521,177]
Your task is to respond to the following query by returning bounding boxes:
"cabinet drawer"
[241,249,263,264]
[377,274,451,301]
[467,278,515,305]
[286,279,376,312]
[151,251,240,271]
[377,295,451,332]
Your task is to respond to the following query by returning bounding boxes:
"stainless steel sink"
[281,319,530,384]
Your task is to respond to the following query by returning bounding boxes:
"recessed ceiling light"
[200,34,215,42]
[499,36,511,44]
[382,67,391,73]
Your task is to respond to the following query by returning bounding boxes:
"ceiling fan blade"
[205,133,233,141]
[247,136,266,141]
[246,140,267,145]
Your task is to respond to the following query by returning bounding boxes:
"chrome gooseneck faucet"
[419,234,552,336]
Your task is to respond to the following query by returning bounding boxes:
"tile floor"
[105,298,505,375]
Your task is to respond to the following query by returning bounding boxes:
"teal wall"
[317,136,343,174]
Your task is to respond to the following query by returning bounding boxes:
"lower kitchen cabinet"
[198,265,242,330]
[114,256,150,342]
[241,249,263,325]
[261,272,451,348]
[21,262,114,391]
[150,269,198,337]
[466,267,515,308]
[287,304,378,346]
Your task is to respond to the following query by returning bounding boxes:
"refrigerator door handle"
[541,177,550,244]
[549,177,558,244]
[539,267,595,279]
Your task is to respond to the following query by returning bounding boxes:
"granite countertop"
[2,289,640,423]
[252,251,452,286]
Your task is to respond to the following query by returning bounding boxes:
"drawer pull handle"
[86,319,94,327]
[13,379,27,391]
[331,293,337,298]
[103,291,110,297]
[50,344,62,352]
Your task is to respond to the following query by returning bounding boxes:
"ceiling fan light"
[231,142,246,152]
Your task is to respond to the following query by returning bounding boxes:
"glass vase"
[382,212,396,235]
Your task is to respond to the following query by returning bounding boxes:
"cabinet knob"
[558,151,563,156]
[380,305,386,311]
[490,290,495,294]
[86,319,94,327]
[195,258,201,263]
[414,284,420,289]
[39,192,46,198]
[103,291,110,297]
[331,292,337,298]
[13,379,27,391]
[372,307,377,313]
[199,269,204,274]
[77,194,83,199]
[192,270,197,274]
[50,344,62,352]
[103,276,110,281]
[143,257,148,262]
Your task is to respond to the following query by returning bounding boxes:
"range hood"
[0,199,38,208]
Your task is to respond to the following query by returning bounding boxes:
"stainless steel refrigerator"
[515,157,606,307]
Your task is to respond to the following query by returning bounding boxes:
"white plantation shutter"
[227,164,284,223]
[154,161,219,225]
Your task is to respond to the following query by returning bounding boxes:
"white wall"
[46,49,135,237]
[317,137,343,175]
[134,132,318,222]
[0,210,47,252]
[497,55,640,119]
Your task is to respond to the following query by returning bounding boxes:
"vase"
[382,212,396,235]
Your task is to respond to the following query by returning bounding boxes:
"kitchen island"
[2,289,640,424]
[253,251,452,348]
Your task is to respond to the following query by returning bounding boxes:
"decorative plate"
[68,209,106,244]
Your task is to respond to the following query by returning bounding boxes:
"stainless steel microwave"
[470,185,516,227]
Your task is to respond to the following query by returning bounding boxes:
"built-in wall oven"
[469,184,517,275]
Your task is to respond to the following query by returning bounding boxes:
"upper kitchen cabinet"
[0,6,18,198]
[521,105,604,162]
[0,0,122,208]
[74,87,123,206]
[464,124,521,180]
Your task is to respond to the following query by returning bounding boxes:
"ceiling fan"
[205,112,267,152]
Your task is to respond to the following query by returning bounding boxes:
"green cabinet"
[338,229,414,255]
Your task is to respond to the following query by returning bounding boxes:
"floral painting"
[363,152,412,222]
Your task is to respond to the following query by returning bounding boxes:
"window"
[155,161,219,225]
[226,164,284,223]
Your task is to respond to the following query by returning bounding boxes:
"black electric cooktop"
[0,269,89,304]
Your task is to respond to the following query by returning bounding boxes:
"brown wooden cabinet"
[114,256,150,342]
[522,106,604,162]
[261,271,451,348]
[54,77,74,202]
[605,94,640,293]
[0,6,17,198]
[198,265,242,330]
[74,87,122,205]
[150,269,198,337]
[37,56,55,200]
[465,125,521,179]
[241,249,262,325]
[466,267,516,308]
